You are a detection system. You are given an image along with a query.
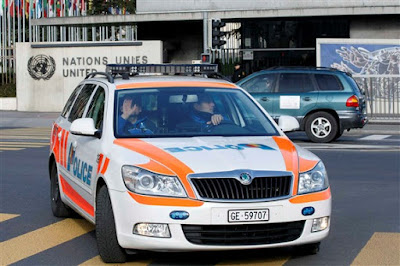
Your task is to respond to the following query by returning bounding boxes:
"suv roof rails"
[85,72,114,83]
[105,64,222,80]
[266,66,340,71]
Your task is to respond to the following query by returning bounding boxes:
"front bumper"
[109,189,332,251]
[338,110,368,130]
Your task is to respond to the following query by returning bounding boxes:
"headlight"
[121,165,187,197]
[298,161,329,194]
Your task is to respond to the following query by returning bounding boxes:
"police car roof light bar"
[85,72,114,83]
[106,64,218,78]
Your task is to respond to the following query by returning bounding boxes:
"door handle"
[72,141,77,151]
[261,97,269,102]
[303,97,311,101]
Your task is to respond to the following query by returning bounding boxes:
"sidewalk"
[0,111,59,128]
[1,111,399,134]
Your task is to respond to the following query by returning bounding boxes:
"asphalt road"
[0,126,399,265]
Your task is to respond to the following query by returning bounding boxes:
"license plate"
[228,209,269,223]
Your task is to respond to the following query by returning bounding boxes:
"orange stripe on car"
[272,136,299,195]
[60,129,65,166]
[136,159,175,176]
[52,124,59,162]
[59,175,94,216]
[114,139,196,198]
[97,154,104,174]
[64,131,69,167]
[100,157,110,175]
[116,81,238,90]
[128,191,203,207]
[289,188,331,204]
[299,157,319,173]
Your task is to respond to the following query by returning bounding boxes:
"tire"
[296,242,321,255]
[96,186,127,263]
[334,128,344,141]
[305,112,338,143]
[50,163,72,217]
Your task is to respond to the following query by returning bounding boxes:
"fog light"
[312,217,329,232]
[133,223,171,238]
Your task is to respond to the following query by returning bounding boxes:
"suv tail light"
[346,95,359,107]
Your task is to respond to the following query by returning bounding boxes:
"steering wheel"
[207,120,250,134]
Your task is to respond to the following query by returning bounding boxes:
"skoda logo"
[239,172,252,185]
[27,54,56,80]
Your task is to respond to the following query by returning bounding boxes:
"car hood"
[114,136,293,174]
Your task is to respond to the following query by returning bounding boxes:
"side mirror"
[278,115,300,132]
[70,118,99,137]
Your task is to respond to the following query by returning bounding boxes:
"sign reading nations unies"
[16,41,163,111]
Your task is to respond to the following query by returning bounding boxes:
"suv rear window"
[315,74,343,91]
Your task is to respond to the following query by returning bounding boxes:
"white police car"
[49,64,331,263]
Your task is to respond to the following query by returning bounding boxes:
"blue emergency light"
[106,64,218,78]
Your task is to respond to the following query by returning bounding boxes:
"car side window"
[86,87,106,130]
[240,74,276,93]
[61,85,82,118]
[277,73,314,93]
[68,84,97,123]
[315,74,343,91]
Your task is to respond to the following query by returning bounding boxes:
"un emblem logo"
[27,55,56,80]
[239,172,252,185]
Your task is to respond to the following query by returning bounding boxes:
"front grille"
[182,221,305,246]
[191,176,292,200]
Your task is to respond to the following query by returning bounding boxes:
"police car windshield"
[114,87,279,138]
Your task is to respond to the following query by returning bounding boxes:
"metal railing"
[353,75,400,120]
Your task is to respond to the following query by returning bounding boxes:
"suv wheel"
[334,128,344,140]
[96,185,127,263]
[305,112,338,143]
[50,163,72,217]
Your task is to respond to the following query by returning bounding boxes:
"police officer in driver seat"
[188,94,226,131]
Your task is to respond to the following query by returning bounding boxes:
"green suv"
[237,67,368,143]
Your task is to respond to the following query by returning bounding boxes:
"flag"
[35,0,41,18]
[9,0,14,17]
[48,0,53,16]
[68,0,72,16]
[16,0,23,16]
[0,0,4,17]
[56,0,60,16]
[81,0,85,16]
[43,0,46,17]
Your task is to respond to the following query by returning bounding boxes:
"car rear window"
[315,74,343,91]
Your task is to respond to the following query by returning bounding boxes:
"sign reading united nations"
[16,41,163,111]
[27,54,56,80]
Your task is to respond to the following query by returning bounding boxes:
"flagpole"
[22,0,25,42]
[16,0,20,42]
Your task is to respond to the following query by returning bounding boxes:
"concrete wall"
[137,0,399,14]
[16,41,162,112]
[350,17,400,39]
[137,21,203,64]
[0,98,17,110]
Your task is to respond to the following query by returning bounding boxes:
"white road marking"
[360,135,391,141]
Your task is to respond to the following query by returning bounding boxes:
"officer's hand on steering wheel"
[207,114,223,126]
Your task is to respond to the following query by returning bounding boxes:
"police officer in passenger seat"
[118,95,156,135]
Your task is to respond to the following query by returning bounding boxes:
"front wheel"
[296,242,321,255]
[96,186,127,263]
[305,112,338,143]
[50,163,72,217]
